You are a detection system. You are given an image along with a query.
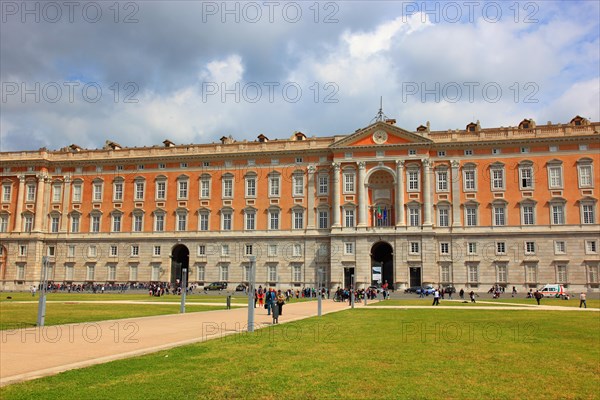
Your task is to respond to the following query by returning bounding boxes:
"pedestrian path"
[0,299,361,387]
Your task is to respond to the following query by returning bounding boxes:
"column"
[422,159,433,226]
[306,165,316,229]
[33,173,47,232]
[395,160,405,226]
[13,175,25,232]
[60,175,72,232]
[451,160,462,227]
[357,162,367,227]
[331,163,341,227]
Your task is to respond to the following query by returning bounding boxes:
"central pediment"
[331,121,433,148]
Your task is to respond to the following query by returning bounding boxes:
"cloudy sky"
[1,1,598,151]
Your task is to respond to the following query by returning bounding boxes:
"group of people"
[253,286,286,324]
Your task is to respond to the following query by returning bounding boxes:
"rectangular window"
[409,208,420,227]
[549,146,558,152]
[197,245,206,256]
[552,205,565,225]
[223,178,233,198]
[525,241,535,254]
[410,242,420,254]
[88,245,97,258]
[245,244,253,256]
[494,206,506,226]
[72,184,82,202]
[408,170,419,191]
[408,149,417,156]
[466,207,477,226]
[557,265,567,283]
[520,167,533,189]
[582,204,595,224]
[50,216,60,233]
[65,264,74,280]
[23,215,33,232]
[26,184,36,202]
[464,149,473,156]
[579,165,593,187]
[156,181,166,200]
[269,176,280,197]
[440,242,449,254]
[155,214,164,232]
[492,169,504,190]
[114,182,124,201]
[16,265,25,280]
[246,178,256,197]
[151,265,160,281]
[87,265,95,281]
[293,244,302,257]
[588,266,599,283]
[586,240,597,254]
[464,170,476,191]
[438,208,449,227]
[293,265,301,282]
[153,245,161,256]
[318,210,329,229]
[245,212,255,230]
[344,173,355,193]
[437,171,448,192]
[19,245,27,256]
[468,242,477,255]
[2,184,11,202]
[344,209,355,227]
[318,175,329,195]
[269,211,280,230]
[220,265,229,281]
[108,265,116,281]
[0,215,8,232]
[549,166,563,188]
[293,174,304,196]
[112,215,121,232]
[522,206,534,225]
[526,265,537,283]
[441,265,451,282]
[437,151,446,157]
[496,242,506,254]
[133,215,143,232]
[344,242,354,255]
[177,213,187,231]
[497,265,507,283]
[91,215,101,233]
[130,265,138,281]
[268,265,277,282]
[293,211,304,229]
[52,184,61,202]
[199,214,209,231]
[93,183,102,201]
[71,215,80,233]
[178,181,188,199]
[135,182,145,200]
[492,148,501,155]
[268,244,277,257]
[197,265,205,281]
[468,265,478,282]
[47,246,55,257]
[554,241,566,254]
[200,179,210,198]
[222,213,232,231]
[110,245,118,257]
[131,245,139,257]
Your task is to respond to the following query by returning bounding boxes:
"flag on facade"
[377,205,382,219]
[383,207,387,220]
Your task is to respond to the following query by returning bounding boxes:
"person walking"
[579,292,587,308]
[459,288,464,300]
[432,289,440,306]
[265,289,274,315]
[534,290,542,305]
[271,293,280,324]
[469,290,476,303]
[276,290,285,316]
[512,286,517,297]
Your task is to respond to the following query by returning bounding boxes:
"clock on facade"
[373,130,388,144]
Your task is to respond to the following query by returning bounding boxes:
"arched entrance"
[170,244,189,286]
[367,169,395,227]
[371,242,393,289]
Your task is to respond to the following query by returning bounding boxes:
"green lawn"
[386,297,600,308]
[0,302,241,330]
[0,292,249,303]
[1,309,598,399]
[368,299,528,307]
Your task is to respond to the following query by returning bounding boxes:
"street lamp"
[317,268,322,317]
[37,256,48,326]
[351,273,355,309]
[180,264,187,314]
[247,256,256,332]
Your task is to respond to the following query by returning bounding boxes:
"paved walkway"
[0,299,360,386]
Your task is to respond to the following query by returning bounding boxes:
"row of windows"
[408,240,598,256]
[441,263,598,284]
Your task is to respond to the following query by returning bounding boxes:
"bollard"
[226,295,231,310]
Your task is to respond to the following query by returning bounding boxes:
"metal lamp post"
[37,256,48,326]
[317,268,322,317]
[247,256,256,332]
[180,265,187,314]
[351,274,355,309]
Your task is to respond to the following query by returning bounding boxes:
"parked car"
[235,284,247,292]
[204,282,228,291]
[443,286,456,294]
[416,285,435,295]
[404,286,421,294]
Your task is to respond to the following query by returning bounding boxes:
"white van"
[538,284,569,299]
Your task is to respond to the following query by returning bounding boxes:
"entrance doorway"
[409,267,422,287]
[371,242,393,288]
[170,244,190,285]
[344,267,355,289]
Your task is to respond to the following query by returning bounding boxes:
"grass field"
[0,292,250,303]
[371,297,600,308]
[1,308,598,400]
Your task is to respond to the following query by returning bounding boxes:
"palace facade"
[0,115,599,292]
